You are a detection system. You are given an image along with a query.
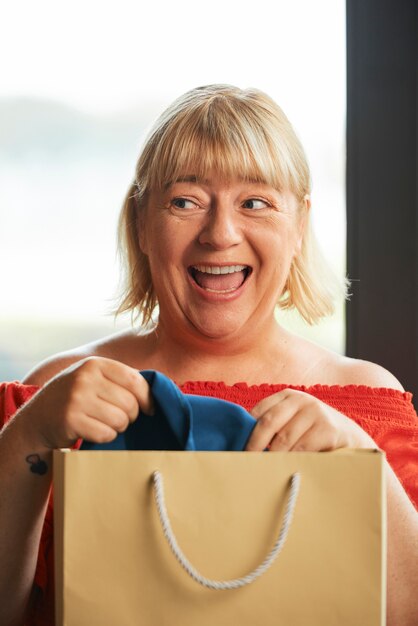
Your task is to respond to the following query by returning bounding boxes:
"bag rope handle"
[152,470,301,590]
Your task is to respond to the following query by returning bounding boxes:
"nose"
[198,206,243,250]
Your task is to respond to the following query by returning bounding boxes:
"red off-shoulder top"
[1,380,417,626]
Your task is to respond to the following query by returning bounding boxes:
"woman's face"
[139,175,306,342]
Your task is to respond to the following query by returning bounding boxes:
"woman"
[1,84,417,625]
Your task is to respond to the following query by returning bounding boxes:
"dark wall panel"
[346,0,418,402]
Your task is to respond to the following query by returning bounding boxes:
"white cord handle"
[152,470,301,590]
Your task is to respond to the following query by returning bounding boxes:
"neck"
[145,315,290,384]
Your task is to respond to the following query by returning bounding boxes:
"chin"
[189,314,247,342]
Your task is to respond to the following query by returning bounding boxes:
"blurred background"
[0,0,346,380]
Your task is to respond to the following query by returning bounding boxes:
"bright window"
[0,0,346,379]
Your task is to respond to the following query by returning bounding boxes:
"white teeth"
[193,264,247,275]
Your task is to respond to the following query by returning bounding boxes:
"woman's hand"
[21,357,154,450]
[245,389,375,452]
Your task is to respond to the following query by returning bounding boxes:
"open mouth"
[188,264,252,293]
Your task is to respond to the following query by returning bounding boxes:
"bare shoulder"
[23,351,89,387]
[327,353,405,391]
[287,331,404,390]
[22,328,146,387]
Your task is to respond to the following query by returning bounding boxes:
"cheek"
[261,222,297,255]
[136,204,154,255]
[145,225,189,272]
[282,219,304,257]
[139,218,167,257]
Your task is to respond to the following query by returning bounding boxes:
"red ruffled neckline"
[10,379,413,402]
[179,380,412,400]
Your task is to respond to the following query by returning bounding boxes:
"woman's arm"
[0,357,153,625]
[0,408,53,626]
[385,462,418,626]
[245,365,418,626]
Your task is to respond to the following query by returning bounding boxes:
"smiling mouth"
[189,264,252,293]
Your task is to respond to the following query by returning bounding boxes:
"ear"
[294,194,310,255]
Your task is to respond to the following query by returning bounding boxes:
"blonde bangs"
[136,90,306,199]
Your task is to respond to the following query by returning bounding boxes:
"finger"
[251,388,318,419]
[96,359,154,415]
[269,411,314,451]
[86,399,132,433]
[246,403,296,451]
[250,390,289,419]
[290,424,340,452]
[95,379,140,423]
[130,372,154,415]
[77,415,119,444]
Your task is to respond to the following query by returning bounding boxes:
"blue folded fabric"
[80,370,257,452]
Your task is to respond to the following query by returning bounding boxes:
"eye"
[242,198,270,210]
[171,197,198,210]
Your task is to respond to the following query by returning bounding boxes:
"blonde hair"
[117,84,345,326]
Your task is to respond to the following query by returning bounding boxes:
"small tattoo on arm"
[26,454,48,475]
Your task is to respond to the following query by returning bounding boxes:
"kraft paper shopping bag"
[54,449,386,626]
